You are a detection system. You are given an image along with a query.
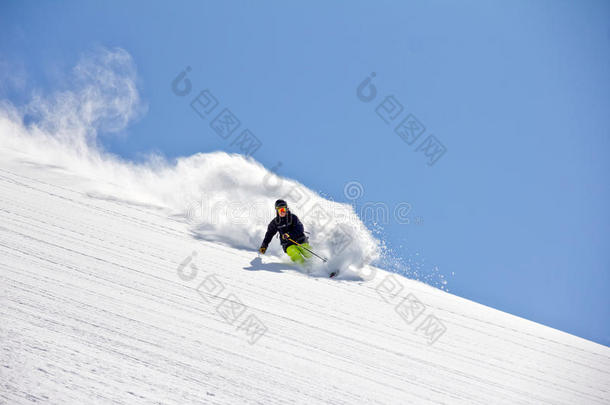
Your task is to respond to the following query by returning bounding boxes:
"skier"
[258,199,313,264]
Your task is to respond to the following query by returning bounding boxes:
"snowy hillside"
[1,148,609,404]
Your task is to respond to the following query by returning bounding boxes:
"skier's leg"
[298,243,313,260]
[286,245,305,264]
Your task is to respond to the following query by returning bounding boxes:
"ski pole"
[287,238,328,263]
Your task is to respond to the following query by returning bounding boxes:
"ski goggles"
[276,207,287,214]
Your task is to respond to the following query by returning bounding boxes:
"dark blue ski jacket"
[261,210,308,252]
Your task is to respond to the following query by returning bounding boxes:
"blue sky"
[1,0,609,345]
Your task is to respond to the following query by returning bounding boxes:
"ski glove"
[282,233,290,240]
[259,246,267,254]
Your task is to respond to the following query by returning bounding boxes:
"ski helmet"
[275,199,287,209]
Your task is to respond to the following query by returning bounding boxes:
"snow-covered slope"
[1,150,609,405]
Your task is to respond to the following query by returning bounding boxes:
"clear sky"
[1,0,609,345]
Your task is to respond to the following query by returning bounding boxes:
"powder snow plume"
[0,47,379,277]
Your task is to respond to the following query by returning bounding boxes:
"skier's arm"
[291,214,305,238]
[261,221,277,249]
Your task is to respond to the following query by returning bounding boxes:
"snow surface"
[1,149,609,404]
